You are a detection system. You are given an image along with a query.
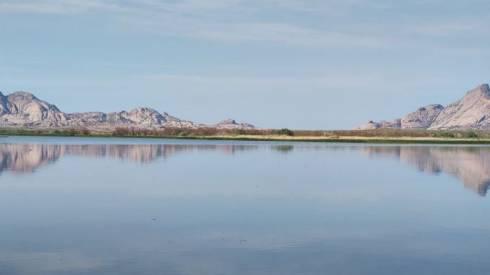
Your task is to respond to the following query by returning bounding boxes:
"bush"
[465,131,479,138]
[432,131,456,138]
[276,128,294,136]
[113,127,130,136]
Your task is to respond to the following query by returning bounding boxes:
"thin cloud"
[0,0,122,14]
[142,73,386,91]
[0,0,386,48]
[191,23,387,48]
[0,0,488,51]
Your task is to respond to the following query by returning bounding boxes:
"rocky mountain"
[358,84,490,130]
[356,119,401,130]
[429,84,490,130]
[214,119,255,130]
[402,104,444,129]
[0,92,68,126]
[0,91,254,130]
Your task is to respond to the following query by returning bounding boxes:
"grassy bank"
[1,127,490,144]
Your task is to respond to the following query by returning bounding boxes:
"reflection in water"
[0,143,258,174]
[271,145,294,153]
[363,146,490,196]
[1,143,490,197]
[1,140,490,275]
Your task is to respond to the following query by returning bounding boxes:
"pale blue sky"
[0,0,489,129]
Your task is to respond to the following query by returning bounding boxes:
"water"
[0,136,489,275]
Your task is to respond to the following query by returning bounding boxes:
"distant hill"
[358,84,490,130]
[0,91,254,130]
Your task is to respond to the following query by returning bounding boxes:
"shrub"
[113,127,130,136]
[276,128,294,136]
[465,131,479,138]
[432,131,456,138]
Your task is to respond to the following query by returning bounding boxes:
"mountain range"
[358,84,490,130]
[0,91,254,130]
[2,84,489,132]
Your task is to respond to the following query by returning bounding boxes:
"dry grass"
[1,127,490,144]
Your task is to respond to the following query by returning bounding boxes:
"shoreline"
[2,132,490,144]
[173,135,490,144]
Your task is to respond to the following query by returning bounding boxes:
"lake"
[0,136,489,275]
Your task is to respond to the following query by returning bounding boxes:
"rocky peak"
[357,121,380,130]
[123,107,167,126]
[429,84,490,130]
[457,84,490,105]
[219,119,237,125]
[0,91,8,115]
[356,119,401,130]
[1,91,66,125]
[216,119,255,129]
[468,84,490,97]
[458,84,488,104]
[129,107,159,113]
[483,83,490,93]
[8,91,38,100]
[401,104,444,129]
[7,91,61,113]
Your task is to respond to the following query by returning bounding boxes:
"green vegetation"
[275,128,294,136]
[0,128,93,137]
[1,127,490,144]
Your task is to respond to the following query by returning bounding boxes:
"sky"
[0,0,489,129]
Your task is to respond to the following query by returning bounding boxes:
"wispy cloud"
[0,0,384,48]
[142,72,387,92]
[0,0,353,14]
[190,22,387,48]
[0,0,122,14]
[0,0,488,51]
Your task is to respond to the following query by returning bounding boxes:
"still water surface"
[0,136,489,275]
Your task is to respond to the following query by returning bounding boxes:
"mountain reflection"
[0,143,258,174]
[2,143,490,197]
[363,146,490,196]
